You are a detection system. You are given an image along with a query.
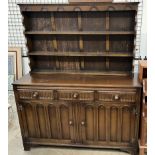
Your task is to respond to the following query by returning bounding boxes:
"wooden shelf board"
[28,51,133,57]
[25,31,135,35]
[30,70,131,76]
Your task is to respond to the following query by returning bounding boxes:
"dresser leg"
[23,143,30,151]
[139,148,145,155]
[130,149,138,155]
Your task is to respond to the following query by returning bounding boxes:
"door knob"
[69,120,73,126]
[33,92,39,98]
[114,94,120,100]
[72,92,79,99]
[81,121,85,126]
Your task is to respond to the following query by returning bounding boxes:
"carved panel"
[110,106,118,142]
[85,105,94,141]
[121,106,131,142]
[59,104,71,140]
[36,104,48,138]
[98,91,136,103]
[18,89,54,100]
[57,90,94,101]
[20,4,138,12]
[23,103,36,138]
[98,105,106,141]
[48,105,59,139]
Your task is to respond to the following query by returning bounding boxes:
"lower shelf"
[30,70,132,76]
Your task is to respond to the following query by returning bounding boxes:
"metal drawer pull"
[69,120,73,126]
[81,121,85,126]
[72,92,79,99]
[114,94,120,100]
[33,92,39,98]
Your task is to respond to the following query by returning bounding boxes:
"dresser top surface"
[13,74,141,88]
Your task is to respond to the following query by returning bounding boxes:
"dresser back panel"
[22,5,137,75]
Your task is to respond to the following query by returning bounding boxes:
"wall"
[8,0,146,75]
[140,0,146,58]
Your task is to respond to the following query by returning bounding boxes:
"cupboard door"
[17,101,38,138]
[80,102,96,144]
[57,101,73,141]
[121,105,138,144]
[100,103,138,144]
[17,101,74,144]
[80,102,138,145]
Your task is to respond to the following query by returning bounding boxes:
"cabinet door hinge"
[18,104,23,111]
[132,107,138,116]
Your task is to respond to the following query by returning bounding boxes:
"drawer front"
[18,89,54,100]
[17,88,137,103]
[57,90,94,101]
[98,90,137,103]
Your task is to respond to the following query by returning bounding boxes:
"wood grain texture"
[19,3,138,12]
[14,3,141,155]
[23,5,136,75]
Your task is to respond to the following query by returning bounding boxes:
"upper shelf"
[28,51,133,57]
[25,31,135,35]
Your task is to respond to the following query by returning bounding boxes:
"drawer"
[98,90,137,103]
[57,90,94,101]
[18,89,54,100]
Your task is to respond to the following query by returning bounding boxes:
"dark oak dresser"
[13,2,142,155]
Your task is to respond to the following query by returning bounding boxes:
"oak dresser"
[13,2,141,155]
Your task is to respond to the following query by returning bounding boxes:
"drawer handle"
[114,94,120,100]
[72,92,79,99]
[81,121,85,126]
[33,92,39,98]
[69,120,73,126]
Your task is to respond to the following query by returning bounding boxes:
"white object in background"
[22,57,30,75]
